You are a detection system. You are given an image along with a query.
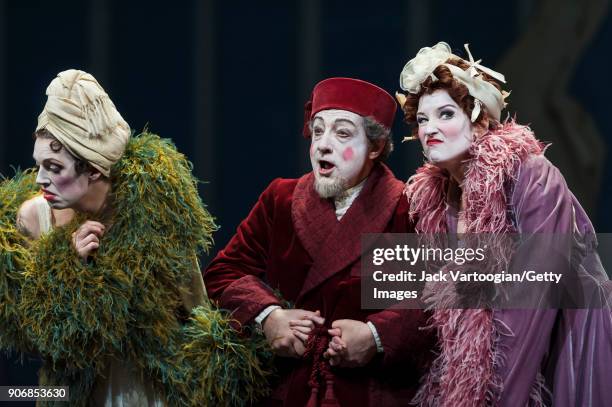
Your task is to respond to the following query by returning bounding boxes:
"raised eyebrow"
[312,117,325,126]
[334,119,357,128]
[33,157,60,166]
[417,104,457,116]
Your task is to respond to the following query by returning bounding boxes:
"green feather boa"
[0,170,39,352]
[1,133,273,406]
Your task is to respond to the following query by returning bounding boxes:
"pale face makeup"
[33,137,90,209]
[416,89,474,167]
[309,109,374,198]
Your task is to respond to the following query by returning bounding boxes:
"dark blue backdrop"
[1,0,611,399]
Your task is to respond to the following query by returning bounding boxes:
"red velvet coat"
[204,164,435,407]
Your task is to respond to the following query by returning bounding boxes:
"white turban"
[36,69,131,177]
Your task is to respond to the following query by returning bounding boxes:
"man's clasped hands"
[262,308,377,367]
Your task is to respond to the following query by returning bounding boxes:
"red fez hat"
[303,77,396,137]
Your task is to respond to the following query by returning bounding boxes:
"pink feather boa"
[407,121,546,406]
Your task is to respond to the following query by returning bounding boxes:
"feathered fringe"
[175,304,274,406]
[528,372,551,407]
[407,122,547,406]
[413,310,512,406]
[405,121,544,236]
[19,219,131,373]
[0,170,39,351]
[462,121,543,234]
[405,164,449,233]
[4,133,272,405]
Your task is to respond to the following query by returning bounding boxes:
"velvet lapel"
[292,163,404,302]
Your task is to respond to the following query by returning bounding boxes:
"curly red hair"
[400,58,502,136]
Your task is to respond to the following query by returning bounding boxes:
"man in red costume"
[204,78,434,406]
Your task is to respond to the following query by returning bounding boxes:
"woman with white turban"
[0,69,271,406]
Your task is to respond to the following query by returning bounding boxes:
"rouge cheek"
[53,174,73,190]
[52,174,84,198]
[342,147,354,161]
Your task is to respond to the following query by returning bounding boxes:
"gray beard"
[313,175,348,198]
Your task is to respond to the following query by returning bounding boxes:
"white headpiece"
[398,42,509,122]
[36,69,131,177]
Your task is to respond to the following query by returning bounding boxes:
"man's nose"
[316,131,333,154]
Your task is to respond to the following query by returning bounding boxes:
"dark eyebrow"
[334,119,357,127]
[417,104,456,116]
[33,156,61,166]
[312,117,357,128]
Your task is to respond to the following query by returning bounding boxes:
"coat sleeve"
[494,155,572,406]
[204,179,284,326]
[496,154,612,407]
[366,307,435,371]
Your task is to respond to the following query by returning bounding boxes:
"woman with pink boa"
[396,42,612,406]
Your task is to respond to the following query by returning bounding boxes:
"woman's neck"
[74,179,112,215]
[441,154,469,186]
[450,166,467,186]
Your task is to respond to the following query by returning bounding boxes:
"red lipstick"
[42,190,56,201]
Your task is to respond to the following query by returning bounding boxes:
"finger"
[88,224,105,237]
[77,233,99,249]
[293,339,305,357]
[325,347,338,357]
[77,224,104,240]
[328,328,342,337]
[289,319,314,328]
[331,319,346,329]
[329,342,348,353]
[77,222,101,236]
[82,220,105,233]
[290,325,313,334]
[330,341,345,353]
[291,329,310,343]
[84,220,105,230]
[302,312,325,325]
[332,336,347,348]
[80,241,99,254]
[301,314,325,325]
